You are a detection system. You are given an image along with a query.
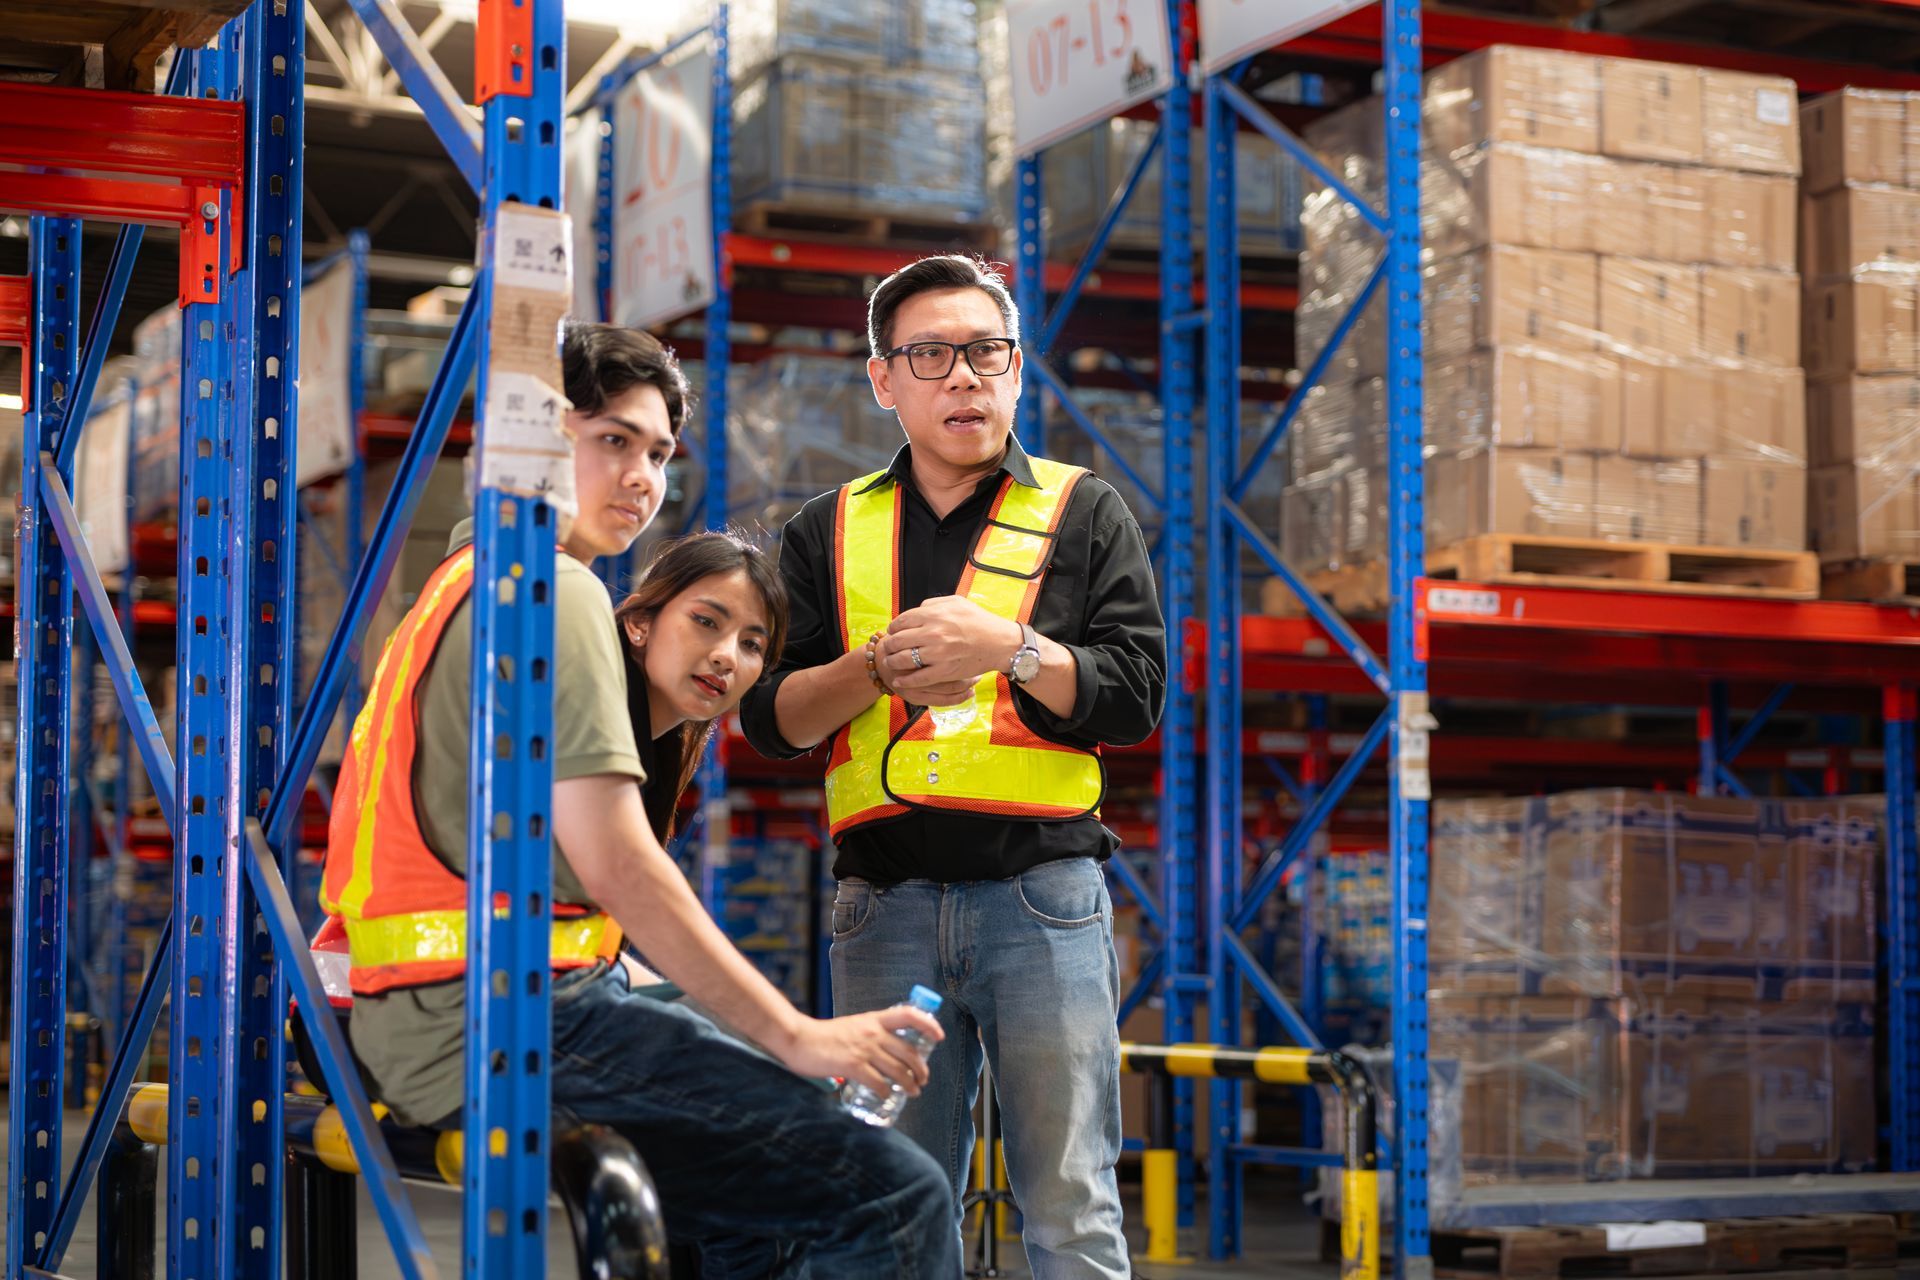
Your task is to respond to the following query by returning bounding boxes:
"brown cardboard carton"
[1801,88,1908,194]
[1807,375,1920,469]
[1428,247,1600,357]
[1786,797,1879,976]
[1659,360,1720,458]
[1434,145,1600,256]
[1804,278,1919,376]
[1617,356,1664,457]
[1626,996,1715,1171]
[1713,364,1807,463]
[1705,170,1796,272]
[1592,160,1708,264]
[1430,347,1620,453]
[1701,459,1807,551]
[1425,46,1601,158]
[1700,267,1800,367]
[1468,997,1621,1181]
[1805,185,1920,279]
[1430,798,1538,993]
[1808,462,1920,561]
[1701,70,1801,175]
[1600,58,1704,164]
[1600,257,1701,359]
[1477,447,1596,539]
[1594,456,1702,543]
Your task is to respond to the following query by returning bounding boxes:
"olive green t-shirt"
[348,519,646,1127]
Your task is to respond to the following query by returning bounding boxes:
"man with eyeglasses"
[741,254,1166,1278]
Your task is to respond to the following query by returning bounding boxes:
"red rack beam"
[727,233,1298,311]
[1286,3,1920,92]
[0,83,246,303]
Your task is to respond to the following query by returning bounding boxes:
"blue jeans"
[829,856,1130,1280]
[547,966,960,1279]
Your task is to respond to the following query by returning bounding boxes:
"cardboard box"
[1700,267,1800,367]
[1427,347,1620,453]
[1702,459,1807,551]
[1808,462,1920,561]
[1433,447,1595,544]
[1427,246,1600,358]
[1425,46,1601,158]
[1801,87,1909,195]
[1593,161,1709,265]
[1433,144,1600,257]
[1804,185,1920,279]
[1594,456,1702,542]
[1807,375,1920,469]
[1713,364,1807,462]
[1701,70,1801,175]
[1804,278,1920,377]
[1705,170,1796,272]
[1618,356,1714,457]
[1600,58,1704,164]
[1599,257,1701,359]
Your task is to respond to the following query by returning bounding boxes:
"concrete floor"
[3,1101,1336,1277]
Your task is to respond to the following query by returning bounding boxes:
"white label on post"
[1426,587,1501,617]
[1198,0,1374,73]
[1006,0,1174,156]
[296,257,355,488]
[495,203,573,295]
[479,371,577,515]
[613,45,715,330]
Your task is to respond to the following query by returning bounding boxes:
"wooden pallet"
[0,1,247,90]
[1264,536,1820,614]
[1433,1214,1899,1280]
[735,201,999,252]
[1820,558,1920,608]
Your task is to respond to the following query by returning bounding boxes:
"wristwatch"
[1008,623,1042,685]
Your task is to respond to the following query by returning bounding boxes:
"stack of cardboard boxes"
[1287,47,1807,573]
[1429,791,1879,1187]
[1800,88,1920,564]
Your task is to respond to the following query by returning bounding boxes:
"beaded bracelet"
[863,631,891,696]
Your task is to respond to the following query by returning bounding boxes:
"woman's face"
[626,569,772,729]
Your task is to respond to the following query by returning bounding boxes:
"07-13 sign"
[613,45,715,330]
[1007,0,1173,156]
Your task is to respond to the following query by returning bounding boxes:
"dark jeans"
[547,965,960,1279]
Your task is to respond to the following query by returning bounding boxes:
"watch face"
[1013,648,1041,683]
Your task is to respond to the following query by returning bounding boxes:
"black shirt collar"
[856,434,1040,496]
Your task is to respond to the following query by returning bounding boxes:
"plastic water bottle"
[841,984,943,1127]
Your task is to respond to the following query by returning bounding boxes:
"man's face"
[867,287,1023,474]
[563,382,676,561]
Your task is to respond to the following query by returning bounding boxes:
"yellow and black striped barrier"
[1118,1043,1378,1280]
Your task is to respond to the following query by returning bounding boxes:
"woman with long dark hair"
[614,530,790,840]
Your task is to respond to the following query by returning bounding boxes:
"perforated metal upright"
[1197,0,1427,1271]
[463,0,570,1269]
[7,214,81,1277]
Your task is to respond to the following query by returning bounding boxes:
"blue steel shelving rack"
[6,1,577,1276]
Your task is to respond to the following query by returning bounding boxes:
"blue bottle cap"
[908,984,943,1014]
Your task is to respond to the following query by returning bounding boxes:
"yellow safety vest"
[823,456,1106,837]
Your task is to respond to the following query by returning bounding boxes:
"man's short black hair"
[562,321,690,437]
[866,255,1022,360]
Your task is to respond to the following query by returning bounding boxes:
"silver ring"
[910,647,925,669]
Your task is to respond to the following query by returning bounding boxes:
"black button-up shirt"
[740,437,1168,884]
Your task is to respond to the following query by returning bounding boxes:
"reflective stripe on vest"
[824,456,1105,837]
[318,545,622,995]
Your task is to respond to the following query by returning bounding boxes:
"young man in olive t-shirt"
[332,323,960,1278]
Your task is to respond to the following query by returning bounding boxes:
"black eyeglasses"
[882,337,1018,381]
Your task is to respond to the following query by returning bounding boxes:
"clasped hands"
[874,596,1023,708]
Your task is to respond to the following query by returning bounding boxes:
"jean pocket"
[830,878,876,940]
[1014,858,1106,928]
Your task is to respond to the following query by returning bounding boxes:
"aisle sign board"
[1007,0,1174,156]
[296,257,356,487]
[612,45,715,330]
[1198,0,1373,73]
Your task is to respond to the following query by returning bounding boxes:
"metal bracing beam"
[342,0,483,193]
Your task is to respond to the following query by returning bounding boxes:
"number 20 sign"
[1007,0,1174,156]
[612,45,715,331]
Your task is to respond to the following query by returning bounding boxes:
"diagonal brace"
[1221,79,1387,233]
[1039,122,1163,356]
[1224,932,1323,1050]
[1233,706,1391,934]
[1031,357,1166,512]
[342,0,482,193]
[1105,853,1166,937]
[1226,501,1389,693]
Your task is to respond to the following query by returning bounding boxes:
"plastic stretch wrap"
[1419,790,1880,1194]
[730,0,982,76]
[130,305,182,526]
[1042,118,1302,258]
[733,54,988,222]
[1290,46,1805,571]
